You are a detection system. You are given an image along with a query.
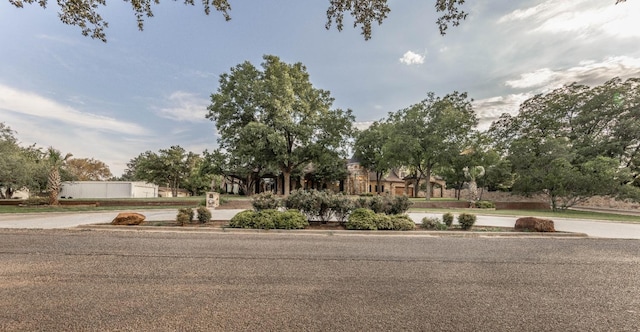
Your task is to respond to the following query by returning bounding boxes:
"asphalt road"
[1,229,638,331]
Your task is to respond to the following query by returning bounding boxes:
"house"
[344,158,445,197]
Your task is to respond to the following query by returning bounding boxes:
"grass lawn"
[409,207,640,223]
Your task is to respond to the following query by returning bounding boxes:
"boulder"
[515,217,555,232]
[111,212,146,226]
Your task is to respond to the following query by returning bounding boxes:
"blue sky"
[1,0,639,176]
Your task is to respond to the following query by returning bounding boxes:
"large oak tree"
[207,55,354,196]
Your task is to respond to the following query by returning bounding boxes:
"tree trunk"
[424,167,432,200]
[283,170,291,196]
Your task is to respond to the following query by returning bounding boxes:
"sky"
[1,0,640,176]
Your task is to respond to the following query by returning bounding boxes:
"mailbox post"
[206,192,220,209]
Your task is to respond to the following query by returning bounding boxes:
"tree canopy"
[124,145,206,196]
[488,77,640,210]
[385,92,478,199]
[207,55,354,196]
[9,0,470,42]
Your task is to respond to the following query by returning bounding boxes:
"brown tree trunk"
[283,170,291,196]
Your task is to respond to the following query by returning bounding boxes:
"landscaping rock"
[111,212,146,225]
[515,217,555,232]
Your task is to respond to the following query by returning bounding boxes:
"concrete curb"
[76,224,589,238]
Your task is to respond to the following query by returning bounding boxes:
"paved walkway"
[0,209,639,239]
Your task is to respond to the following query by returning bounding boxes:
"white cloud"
[353,121,374,131]
[399,51,425,65]
[156,91,209,122]
[505,56,640,90]
[498,0,640,38]
[0,84,149,134]
[473,94,531,131]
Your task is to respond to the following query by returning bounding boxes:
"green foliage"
[442,212,454,227]
[283,189,343,223]
[126,146,207,196]
[420,216,440,230]
[251,191,281,211]
[345,208,378,230]
[351,194,412,215]
[229,210,257,228]
[207,55,354,196]
[176,207,195,226]
[331,193,354,223]
[385,92,478,199]
[359,193,374,197]
[489,78,640,209]
[420,216,449,230]
[196,206,212,223]
[388,195,413,214]
[228,209,308,229]
[353,121,393,194]
[346,208,415,230]
[474,200,495,209]
[390,214,416,231]
[368,195,388,214]
[13,0,469,42]
[374,214,394,230]
[274,209,309,229]
[457,213,476,230]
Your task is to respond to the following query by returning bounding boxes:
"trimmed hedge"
[228,209,308,230]
[346,208,415,231]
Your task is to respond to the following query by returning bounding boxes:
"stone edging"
[77,224,588,238]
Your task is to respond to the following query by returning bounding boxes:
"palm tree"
[46,147,72,206]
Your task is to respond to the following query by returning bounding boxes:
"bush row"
[229,209,309,230]
[345,208,415,231]
[251,190,413,223]
[420,212,477,230]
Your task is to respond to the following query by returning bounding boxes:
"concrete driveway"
[0,209,639,239]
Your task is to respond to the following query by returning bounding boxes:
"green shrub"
[359,193,374,197]
[442,212,454,227]
[474,200,495,209]
[368,195,389,214]
[251,192,281,211]
[374,214,394,230]
[390,214,415,231]
[274,209,309,229]
[175,207,194,226]
[254,209,280,229]
[228,209,309,230]
[346,208,378,230]
[331,193,354,223]
[196,206,212,224]
[229,210,257,228]
[388,195,413,215]
[420,216,440,230]
[354,197,370,209]
[283,189,335,223]
[458,213,477,230]
[23,197,47,206]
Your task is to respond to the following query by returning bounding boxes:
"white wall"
[60,182,158,199]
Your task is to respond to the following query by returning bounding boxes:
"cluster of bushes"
[229,209,308,230]
[345,208,415,231]
[251,190,413,223]
[175,206,212,226]
[420,212,477,230]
